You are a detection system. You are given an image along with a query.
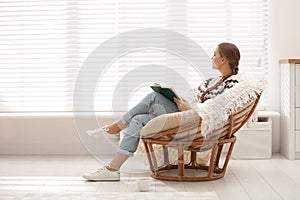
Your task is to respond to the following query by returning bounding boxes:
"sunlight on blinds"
[0,0,268,112]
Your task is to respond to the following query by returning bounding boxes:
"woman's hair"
[218,42,240,75]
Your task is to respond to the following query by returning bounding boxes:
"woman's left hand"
[174,97,192,111]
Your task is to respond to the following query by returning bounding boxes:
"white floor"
[0,154,299,200]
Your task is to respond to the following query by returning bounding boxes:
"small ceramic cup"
[137,177,152,192]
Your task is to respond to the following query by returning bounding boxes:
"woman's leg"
[121,92,179,126]
[107,92,178,134]
[83,94,178,180]
[107,153,129,171]
[108,92,180,169]
[118,114,152,157]
[107,114,156,171]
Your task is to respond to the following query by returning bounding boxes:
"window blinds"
[0,0,268,112]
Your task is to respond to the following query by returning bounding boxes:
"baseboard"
[0,143,118,155]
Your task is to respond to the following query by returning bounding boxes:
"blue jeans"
[118,92,179,156]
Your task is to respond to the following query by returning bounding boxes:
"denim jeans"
[118,92,179,156]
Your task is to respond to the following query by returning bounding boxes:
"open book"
[150,84,181,103]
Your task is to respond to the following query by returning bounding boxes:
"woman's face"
[211,47,224,70]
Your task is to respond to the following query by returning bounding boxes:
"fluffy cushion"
[191,74,264,135]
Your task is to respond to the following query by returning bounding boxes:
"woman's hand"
[174,97,192,111]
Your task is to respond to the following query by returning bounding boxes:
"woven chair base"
[142,92,260,182]
[143,137,236,182]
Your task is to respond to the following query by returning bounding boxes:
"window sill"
[0,112,125,119]
[0,111,278,119]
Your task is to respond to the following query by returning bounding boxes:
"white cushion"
[140,109,199,136]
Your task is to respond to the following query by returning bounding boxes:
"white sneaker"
[82,166,120,181]
[86,126,120,142]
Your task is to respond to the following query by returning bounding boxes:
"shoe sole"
[86,131,120,142]
[85,179,120,182]
[82,175,120,181]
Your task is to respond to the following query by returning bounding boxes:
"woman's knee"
[126,115,151,137]
[131,115,150,128]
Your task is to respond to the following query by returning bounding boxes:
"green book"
[150,84,180,103]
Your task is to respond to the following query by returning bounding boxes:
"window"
[0,0,268,112]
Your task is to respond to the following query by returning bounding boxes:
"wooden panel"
[296,64,300,85]
[280,63,294,159]
[296,108,300,130]
[228,161,282,200]
[296,64,300,107]
[296,131,300,152]
[296,86,300,107]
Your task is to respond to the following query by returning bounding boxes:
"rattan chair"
[141,92,261,182]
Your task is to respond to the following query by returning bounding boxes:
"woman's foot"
[82,166,120,181]
[106,123,122,134]
[86,126,120,142]
[86,120,126,141]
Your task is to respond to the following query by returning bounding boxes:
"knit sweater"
[197,76,239,102]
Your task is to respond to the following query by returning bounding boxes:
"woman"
[83,42,240,181]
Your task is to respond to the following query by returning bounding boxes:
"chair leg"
[188,151,197,168]
[207,144,218,178]
[150,144,159,173]
[145,142,159,176]
[177,144,185,180]
[221,141,236,173]
[143,141,155,172]
[214,143,224,171]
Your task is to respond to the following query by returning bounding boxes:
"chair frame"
[142,93,261,181]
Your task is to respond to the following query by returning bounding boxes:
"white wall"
[0,115,118,154]
[268,0,300,152]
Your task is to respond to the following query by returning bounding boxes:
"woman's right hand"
[174,97,192,111]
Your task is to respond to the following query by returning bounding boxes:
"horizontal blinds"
[0,0,268,112]
[1,1,76,111]
[186,0,268,77]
